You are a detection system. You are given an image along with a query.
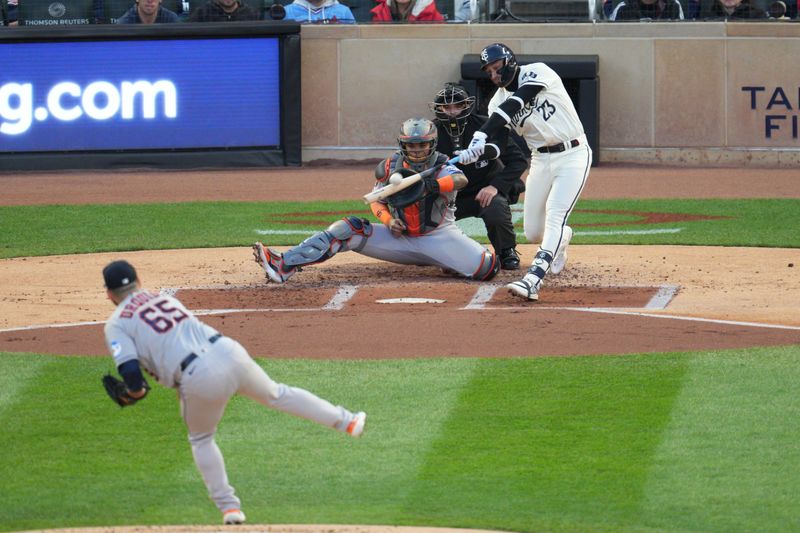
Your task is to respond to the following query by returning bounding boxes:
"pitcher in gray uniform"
[253,118,499,284]
[102,260,366,526]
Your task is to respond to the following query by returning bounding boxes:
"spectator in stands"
[284,0,356,23]
[700,0,767,18]
[453,0,479,20]
[189,0,260,20]
[767,0,789,18]
[6,0,18,25]
[370,0,444,22]
[603,0,700,18]
[117,0,180,23]
[609,0,684,19]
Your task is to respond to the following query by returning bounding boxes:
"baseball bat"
[362,156,459,204]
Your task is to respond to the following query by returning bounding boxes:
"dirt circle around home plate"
[1,163,799,533]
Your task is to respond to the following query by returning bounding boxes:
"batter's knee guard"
[470,250,500,281]
[283,217,372,267]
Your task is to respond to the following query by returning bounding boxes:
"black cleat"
[498,247,521,270]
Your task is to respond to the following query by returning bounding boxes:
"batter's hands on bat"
[475,185,498,208]
[457,131,488,165]
[389,218,407,237]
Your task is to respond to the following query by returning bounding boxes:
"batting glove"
[456,146,481,165]
[457,131,487,165]
[468,131,487,153]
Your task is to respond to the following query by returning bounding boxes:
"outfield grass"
[1,198,799,258]
[1,348,799,533]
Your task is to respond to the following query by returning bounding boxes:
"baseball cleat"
[252,242,295,283]
[346,411,367,438]
[498,247,521,270]
[550,226,573,275]
[506,275,542,301]
[222,509,246,525]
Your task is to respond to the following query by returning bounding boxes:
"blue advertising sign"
[0,37,281,152]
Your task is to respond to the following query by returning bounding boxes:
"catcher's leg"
[253,217,373,283]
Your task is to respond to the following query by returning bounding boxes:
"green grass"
[1,198,799,258]
[1,348,799,533]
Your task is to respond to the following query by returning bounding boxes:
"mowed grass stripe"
[0,353,50,415]
[405,356,690,533]
[639,346,800,533]
[216,358,481,525]
[2,198,800,258]
[0,354,218,530]
[0,356,479,530]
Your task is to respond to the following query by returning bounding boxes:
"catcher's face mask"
[398,118,438,167]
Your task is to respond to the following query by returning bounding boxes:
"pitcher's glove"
[102,373,150,407]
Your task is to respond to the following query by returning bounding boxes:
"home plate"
[376,298,446,304]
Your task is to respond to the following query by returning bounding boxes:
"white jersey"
[104,290,220,388]
[488,62,584,150]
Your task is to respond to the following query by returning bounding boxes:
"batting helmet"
[429,83,476,141]
[480,43,518,88]
[398,118,438,172]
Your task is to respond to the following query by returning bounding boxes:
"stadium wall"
[300,22,800,167]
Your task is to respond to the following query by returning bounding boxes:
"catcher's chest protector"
[384,153,454,236]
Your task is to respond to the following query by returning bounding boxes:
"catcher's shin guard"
[283,217,373,268]
[471,250,500,281]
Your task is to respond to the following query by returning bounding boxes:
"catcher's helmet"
[398,118,438,172]
[429,83,476,141]
[480,42,518,88]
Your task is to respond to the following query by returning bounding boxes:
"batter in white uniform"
[102,260,366,525]
[458,43,592,301]
[253,118,499,283]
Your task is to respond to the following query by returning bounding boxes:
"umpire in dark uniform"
[430,83,528,269]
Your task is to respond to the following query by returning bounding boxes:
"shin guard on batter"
[530,249,554,280]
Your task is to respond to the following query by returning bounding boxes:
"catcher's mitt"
[102,373,150,407]
[387,168,428,209]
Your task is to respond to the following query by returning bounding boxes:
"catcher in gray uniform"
[253,117,499,283]
[101,260,366,526]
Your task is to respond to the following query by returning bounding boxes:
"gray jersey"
[371,158,460,236]
[104,290,219,388]
[488,62,585,149]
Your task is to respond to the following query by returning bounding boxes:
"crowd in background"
[1,0,795,27]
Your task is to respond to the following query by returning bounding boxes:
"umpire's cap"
[103,260,138,290]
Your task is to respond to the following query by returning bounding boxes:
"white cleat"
[223,509,246,525]
[346,411,367,438]
[252,242,295,283]
[506,275,542,301]
[550,226,573,275]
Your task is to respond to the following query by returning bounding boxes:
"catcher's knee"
[283,217,372,267]
[470,250,500,281]
[327,217,372,252]
[328,217,373,240]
